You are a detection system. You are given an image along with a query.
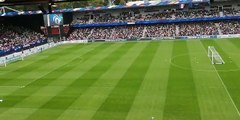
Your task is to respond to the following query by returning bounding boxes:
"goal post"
[208,46,225,64]
[0,52,24,67]
[0,59,6,67]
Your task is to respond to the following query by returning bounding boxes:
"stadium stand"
[219,21,240,34]
[1,0,240,56]
[68,20,240,40]
[71,8,240,25]
[145,24,176,38]
[68,4,240,41]
[0,24,46,56]
[178,22,219,36]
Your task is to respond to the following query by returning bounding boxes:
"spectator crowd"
[72,8,240,25]
[178,22,219,36]
[219,21,240,34]
[1,7,240,56]
[0,24,46,53]
[68,21,240,40]
[69,6,240,40]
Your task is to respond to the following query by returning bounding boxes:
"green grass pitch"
[0,39,240,120]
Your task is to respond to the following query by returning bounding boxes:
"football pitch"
[0,39,240,120]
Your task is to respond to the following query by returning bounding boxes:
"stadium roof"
[0,0,86,6]
[1,0,210,17]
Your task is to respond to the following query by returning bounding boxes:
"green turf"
[0,39,240,120]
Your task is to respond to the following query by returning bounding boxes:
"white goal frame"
[0,52,24,67]
[0,59,6,67]
[208,46,225,64]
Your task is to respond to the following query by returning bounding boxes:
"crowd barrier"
[70,34,240,42]
[176,34,240,39]
[60,40,88,44]
[72,34,240,42]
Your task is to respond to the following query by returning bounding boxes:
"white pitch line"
[202,44,240,118]
[212,64,240,118]
[0,86,24,88]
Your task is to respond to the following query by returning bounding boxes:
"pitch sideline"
[201,43,240,119]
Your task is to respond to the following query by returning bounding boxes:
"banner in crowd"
[176,34,240,39]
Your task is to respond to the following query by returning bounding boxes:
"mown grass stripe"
[201,40,240,119]
[0,44,76,73]
[0,44,74,72]
[125,41,173,120]
[56,42,148,120]
[25,42,136,120]
[162,41,201,120]
[201,39,238,70]
[226,38,240,49]
[90,42,159,120]
[187,40,240,120]
[1,44,104,87]
[0,43,110,111]
[0,43,103,88]
[0,44,82,84]
[0,43,122,120]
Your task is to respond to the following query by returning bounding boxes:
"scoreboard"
[43,14,64,26]
[41,13,70,37]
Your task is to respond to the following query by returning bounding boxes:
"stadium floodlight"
[208,46,225,64]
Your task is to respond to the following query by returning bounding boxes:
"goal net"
[0,52,24,67]
[208,46,225,64]
[0,59,6,67]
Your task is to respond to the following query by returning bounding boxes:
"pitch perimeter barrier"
[69,34,240,42]
[71,34,240,42]
[175,34,240,39]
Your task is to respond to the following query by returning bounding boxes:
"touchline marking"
[0,86,24,88]
[213,65,240,118]
[202,43,240,118]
